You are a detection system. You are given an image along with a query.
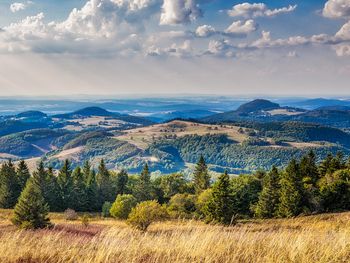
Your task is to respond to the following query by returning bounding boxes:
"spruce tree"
[72,167,89,211]
[57,159,74,210]
[0,160,20,208]
[32,162,61,211]
[277,159,304,218]
[12,178,51,229]
[116,169,129,195]
[86,169,99,211]
[205,171,234,224]
[16,160,31,191]
[193,155,210,194]
[133,164,153,202]
[254,166,280,218]
[97,159,114,205]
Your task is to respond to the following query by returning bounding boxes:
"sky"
[0,0,349,97]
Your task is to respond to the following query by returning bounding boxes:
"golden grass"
[0,210,349,263]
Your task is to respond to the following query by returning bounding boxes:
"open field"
[116,120,250,149]
[0,209,349,263]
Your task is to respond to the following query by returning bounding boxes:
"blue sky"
[0,0,349,96]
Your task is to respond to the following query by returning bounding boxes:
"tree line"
[0,151,349,229]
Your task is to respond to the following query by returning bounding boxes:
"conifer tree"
[57,159,74,210]
[16,160,31,191]
[254,166,280,218]
[86,169,99,211]
[72,167,89,211]
[12,178,51,229]
[205,171,234,224]
[32,162,61,211]
[193,155,210,194]
[277,159,304,217]
[97,159,114,205]
[0,160,20,208]
[133,164,153,202]
[116,169,129,195]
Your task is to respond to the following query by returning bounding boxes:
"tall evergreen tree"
[0,160,20,208]
[12,178,51,229]
[97,159,114,205]
[277,159,304,218]
[32,162,61,211]
[86,169,99,211]
[57,159,74,210]
[193,155,210,194]
[133,164,153,202]
[205,171,234,224]
[72,167,89,211]
[115,169,129,195]
[16,160,31,191]
[254,166,280,218]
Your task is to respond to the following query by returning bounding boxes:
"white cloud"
[323,0,350,19]
[335,20,350,40]
[334,44,350,56]
[160,0,202,25]
[10,1,33,13]
[228,3,297,18]
[195,25,216,37]
[225,20,257,35]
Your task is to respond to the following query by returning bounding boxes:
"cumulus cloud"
[10,1,33,13]
[228,3,297,18]
[195,20,257,38]
[323,0,350,19]
[1,0,161,54]
[195,25,216,37]
[225,20,257,35]
[160,0,214,25]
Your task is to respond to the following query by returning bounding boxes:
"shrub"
[195,189,212,217]
[127,200,168,231]
[167,194,196,219]
[64,208,78,221]
[101,202,112,217]
[110,194,137,220]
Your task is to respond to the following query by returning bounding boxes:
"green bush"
[195,189,212,217]
[110,194,137,219]
[127,200,168,231]
[101,202,112,218]
[167,194,196,219]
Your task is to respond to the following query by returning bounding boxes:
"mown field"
[0,209,349,263]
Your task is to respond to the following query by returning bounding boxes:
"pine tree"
[32,162,61,211]
[12,178,51,229]
[116,169,128,195]
[205,171,234,224]
[254,166,280,218]
[277,159,304,218]
[57,160,74,210]
[72,167,89,211]
[86,169,99,211]
[16,160,31,191]
[97,159,114,205]
[0,160,20,208]
[133,164,153,202]
[193,155,210,194]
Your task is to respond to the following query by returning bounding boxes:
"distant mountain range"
[201,99,350,128]
[0,98,350,174]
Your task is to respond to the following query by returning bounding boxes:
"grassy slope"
[0,209,349,262]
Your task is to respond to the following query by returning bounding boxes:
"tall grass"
[0,210,349,263]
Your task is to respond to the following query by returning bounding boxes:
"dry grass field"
[0,209,349,263]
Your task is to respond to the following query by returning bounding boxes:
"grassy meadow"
[0,209,349,263]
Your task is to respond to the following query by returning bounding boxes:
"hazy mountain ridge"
[0,98,350,173]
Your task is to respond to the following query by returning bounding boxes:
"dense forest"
[1,150,350,229]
